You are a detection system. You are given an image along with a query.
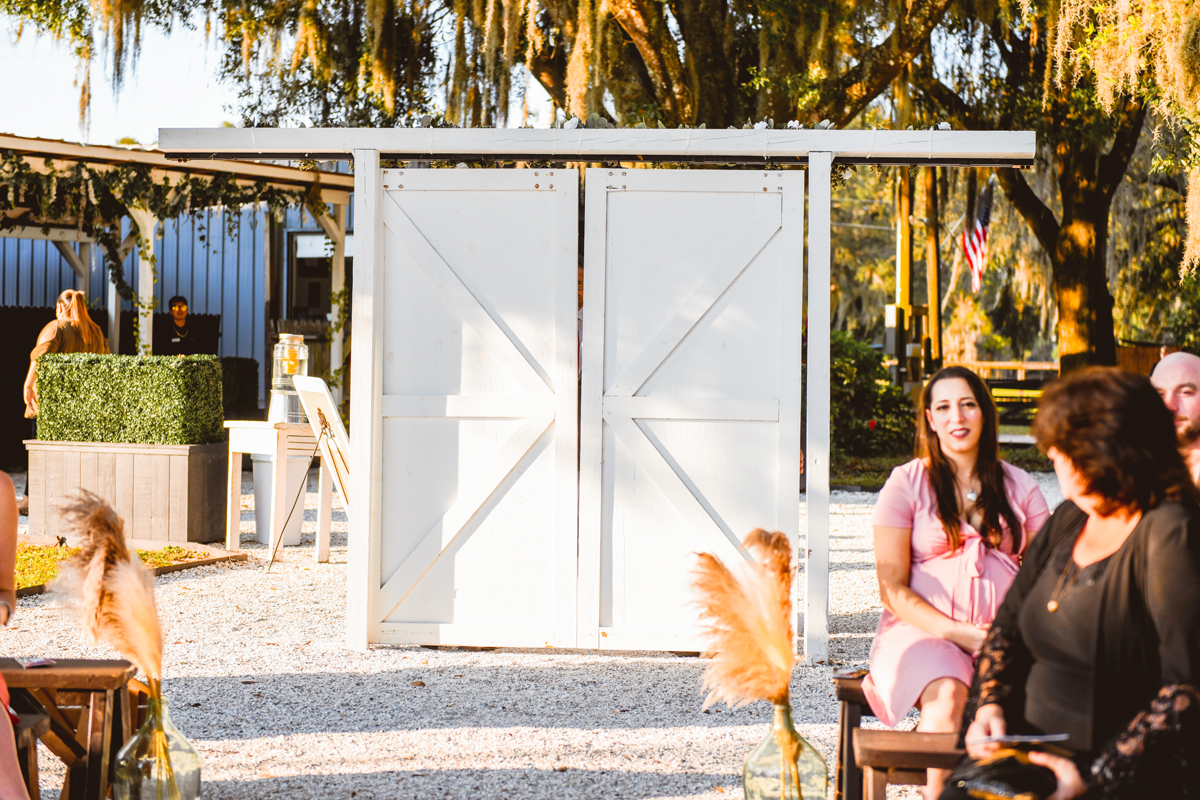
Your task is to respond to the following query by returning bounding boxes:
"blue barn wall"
[0,198,355,408]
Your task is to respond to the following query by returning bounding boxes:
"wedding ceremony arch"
[160,126,1035,662]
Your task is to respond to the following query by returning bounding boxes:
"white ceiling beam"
[158,127,1036,166]
[0,226,94,243]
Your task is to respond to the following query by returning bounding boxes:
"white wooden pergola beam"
[0,133,354,205]
[0,226,93,243]
[158,126,1036,659]
[158,128,1035,167]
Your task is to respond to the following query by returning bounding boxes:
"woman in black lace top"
[946,368,1200,799]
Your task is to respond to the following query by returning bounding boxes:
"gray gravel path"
[7,468,1063,799]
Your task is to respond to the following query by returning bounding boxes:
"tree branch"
[921,78,980,129]
[813,0,957,125]
[1097,96,1148,200]
[529,42,569,111]
[994,167,1061,257]
[609,0,690,122]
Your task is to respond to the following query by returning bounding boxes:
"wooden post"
[346,149,383,651]
[924,167,941,371]
[805,151,832,665]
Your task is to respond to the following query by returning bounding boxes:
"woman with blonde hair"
[23,289,108,418]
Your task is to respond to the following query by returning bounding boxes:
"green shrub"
[37,354,224,445]
[829,331,914,456]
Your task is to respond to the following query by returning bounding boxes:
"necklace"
[174,324,188,338]
[965,490,979,502]
[1046,558,1079,612]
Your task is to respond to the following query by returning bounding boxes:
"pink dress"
[861,459,1050,726]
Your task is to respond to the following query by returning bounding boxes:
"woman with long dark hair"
[863,366,1050,798]
[947,368,1200,799]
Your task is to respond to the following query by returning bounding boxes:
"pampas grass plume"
[52,491,163,686]
[693,529,795,709]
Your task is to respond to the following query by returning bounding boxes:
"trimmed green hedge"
[37,354,224,445]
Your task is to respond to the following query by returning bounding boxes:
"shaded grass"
[16,544,207,590]
[830,445,1053,491]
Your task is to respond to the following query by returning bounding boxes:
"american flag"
[963,180,995,292]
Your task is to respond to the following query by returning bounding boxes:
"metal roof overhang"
[157,127,1036,168]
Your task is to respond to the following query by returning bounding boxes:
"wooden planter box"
[25,440,227,544]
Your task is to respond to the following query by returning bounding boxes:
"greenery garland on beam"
[0,149,321,304]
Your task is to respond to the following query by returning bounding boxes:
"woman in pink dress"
[862,366,1049,799]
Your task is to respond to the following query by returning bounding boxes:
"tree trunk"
[1051,206,1118,370]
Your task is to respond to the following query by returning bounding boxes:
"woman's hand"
[946,621,989,656]
[1027,751,1087,800]
[22,382,35,413]
[964,704,1006,759]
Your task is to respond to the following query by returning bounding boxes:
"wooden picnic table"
[1,658,137,800]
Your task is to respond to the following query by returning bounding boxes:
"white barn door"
[579,169,804,652]
[373,169,579,647]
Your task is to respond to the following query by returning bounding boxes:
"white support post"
[317,204,347,407]
[53,241,90,299]
[107,268,121,353]
[79,242,93,298]
[345,150,383,651]
[262,204,273,412]
[128,208,158,354]
[804,151,833,665]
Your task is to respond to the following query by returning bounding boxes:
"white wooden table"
[224,421,333,562]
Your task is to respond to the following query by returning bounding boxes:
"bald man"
[1150,351,1200,485]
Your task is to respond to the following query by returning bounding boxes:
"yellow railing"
[945,361,1058,380]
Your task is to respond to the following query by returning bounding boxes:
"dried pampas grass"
[693,529,796,709]
[52,491,163,690]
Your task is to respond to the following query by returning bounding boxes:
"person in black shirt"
[159,295,197,356]
[946,368,1200,800]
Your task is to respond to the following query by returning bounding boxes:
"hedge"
[37,354,225,445]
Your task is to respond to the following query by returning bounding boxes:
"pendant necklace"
[965,490,979,502]
[1046,558,1079,612]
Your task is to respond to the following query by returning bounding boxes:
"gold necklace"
[1046,558,1079,612]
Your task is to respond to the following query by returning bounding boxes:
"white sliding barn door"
[373,169,578,647]
[579,169,804,652]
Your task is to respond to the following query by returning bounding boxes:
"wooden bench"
[834,673,965,800]
[15,712,51,800]
[853,729,963,800]
[834,672,874,800]
[2,658,138,800]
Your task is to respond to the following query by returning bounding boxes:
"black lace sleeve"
[959,622,1031,738]
[957,504,1081,740]
[1088,684,1200,798]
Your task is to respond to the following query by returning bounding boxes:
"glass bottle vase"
[113,698,202,800]
[742,704,828,800]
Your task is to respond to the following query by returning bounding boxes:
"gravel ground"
[7,468,1064,800]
